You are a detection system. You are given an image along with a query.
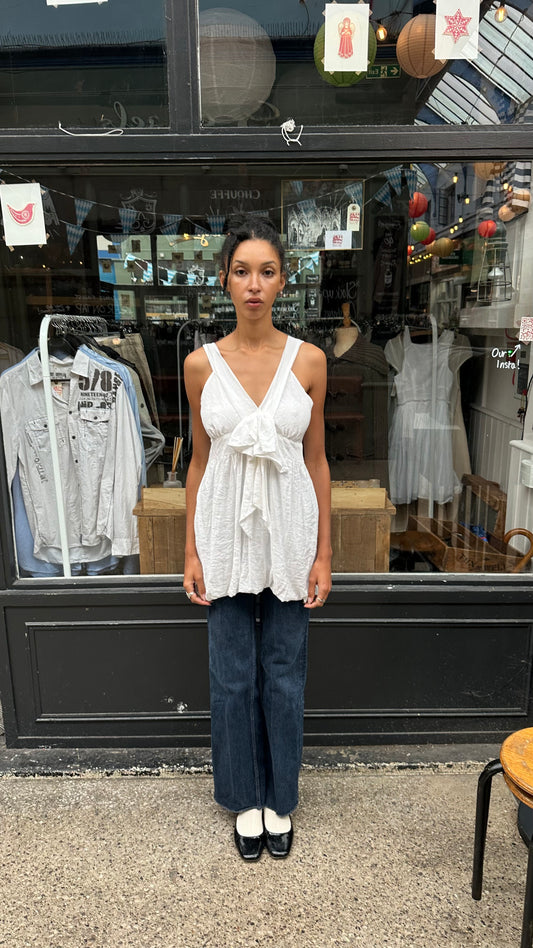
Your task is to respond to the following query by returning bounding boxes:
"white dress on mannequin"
[385,325,461,506]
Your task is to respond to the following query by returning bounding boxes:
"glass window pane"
[1,160,533,580]
[0,0,167,128]
[198,0,533,127]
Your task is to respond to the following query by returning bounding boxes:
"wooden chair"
[472,728,533,947]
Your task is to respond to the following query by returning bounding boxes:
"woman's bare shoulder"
[298,340,326,369]
[184,346,210,375]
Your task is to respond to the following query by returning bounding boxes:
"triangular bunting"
[66,222,84,255]
[119,206,138,233]
[405,169,418,198]
[75,198,94,227]
[374,182,393,209]
[344,183,363,205]
[384,167,403,196]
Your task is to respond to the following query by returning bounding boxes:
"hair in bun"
[221,213,285,291]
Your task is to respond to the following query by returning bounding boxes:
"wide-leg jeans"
[207,588,309,816]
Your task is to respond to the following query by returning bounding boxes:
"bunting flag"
[297,199,317,213]
[0,182,47,246]
[384,167,403,196]
[344,183,363,205]
[434,0,479,60]
[109,233,131,245]
[323,3,370,73]
[405,168,418,198]
[66,222,84,255]
[161,214,183,236]
[119,206,138,233]
[207,214,225,233]
[75,198,94,227]
[374,182,393,209]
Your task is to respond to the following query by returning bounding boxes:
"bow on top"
[228,409,288,536]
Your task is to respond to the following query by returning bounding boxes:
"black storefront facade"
[0,0,532,750]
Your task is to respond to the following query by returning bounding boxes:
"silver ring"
[186,590,193,600]
[317,596,326,603]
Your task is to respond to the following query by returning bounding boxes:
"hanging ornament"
[478,220,497,238]
[396,15,447,79]
[421,227,436,245]
[313,23,377,86]
[410,220,430,242]
[473,161,507,180]
[408,191,429,218]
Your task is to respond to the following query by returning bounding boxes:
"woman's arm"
[183,349,212,605]
[300,343,332,609]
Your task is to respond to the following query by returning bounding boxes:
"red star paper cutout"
[443,8,472,42]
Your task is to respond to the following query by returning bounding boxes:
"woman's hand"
[305,556,332,609]
[183,553,212,606]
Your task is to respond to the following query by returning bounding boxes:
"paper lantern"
[474,161,507,180]
[421,227,436,245]
[407,244,414,256]
[410,221,430,242]
[200,9,276,123]
[396,15,447,79]
[430,237,454,257]
[408,192,428,218]
[510,189,531,215]
[313,23,377,86]
[478,220,497,238]
[498,205,515,222]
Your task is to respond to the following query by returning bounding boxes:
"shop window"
[197,0,533,128]
[0,160,532,582]
[0,0,167,129]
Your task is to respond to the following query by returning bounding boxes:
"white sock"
[263,807,291,834]
[236,808,263,837]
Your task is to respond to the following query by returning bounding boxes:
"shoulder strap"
[268,336,303,415]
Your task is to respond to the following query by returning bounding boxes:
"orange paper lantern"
[498,205,516,222]
[396,15,447,79]
[408,191,428,218]
[478,220,497,238]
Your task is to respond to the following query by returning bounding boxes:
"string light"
[376,23,388,41]
[494,4,507,21]
[452,174,458,184]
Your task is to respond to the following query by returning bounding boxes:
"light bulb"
[376,23,388,41]
[495,4,507,21]
[465,196,470,204]
[453,174,458,184]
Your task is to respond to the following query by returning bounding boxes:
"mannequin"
[333,302,359,358]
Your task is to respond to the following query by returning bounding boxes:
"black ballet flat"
[234,827,266,861]
[265,826,293,858]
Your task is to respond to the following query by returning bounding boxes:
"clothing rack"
[38,313,109,577]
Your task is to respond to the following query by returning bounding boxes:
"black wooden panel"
[1,595,533,746]
[306,619,532,715]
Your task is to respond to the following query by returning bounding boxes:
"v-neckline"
[214,336,290,409]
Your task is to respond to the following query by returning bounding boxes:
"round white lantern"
[200,9,276,125]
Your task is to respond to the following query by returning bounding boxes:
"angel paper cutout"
[338,17,355,58]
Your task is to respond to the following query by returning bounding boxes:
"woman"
[183,215,331,861]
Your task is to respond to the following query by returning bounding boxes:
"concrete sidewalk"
[0,747,526,948]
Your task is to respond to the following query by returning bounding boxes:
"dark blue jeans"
[207,588,309,816]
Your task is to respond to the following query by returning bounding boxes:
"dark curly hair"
[220,214,285,292]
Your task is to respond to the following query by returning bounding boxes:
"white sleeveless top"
[195,335,318,602]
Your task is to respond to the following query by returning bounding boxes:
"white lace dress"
[194,335,318,602]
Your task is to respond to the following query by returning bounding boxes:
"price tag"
[347,203,361,232]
